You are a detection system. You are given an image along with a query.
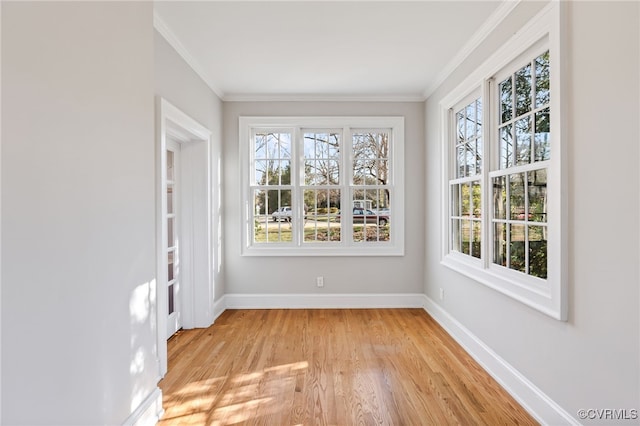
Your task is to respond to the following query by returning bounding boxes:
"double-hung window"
[240,117,404,256]
[441,3,567,319]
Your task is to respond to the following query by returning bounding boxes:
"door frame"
[156,98,212,377]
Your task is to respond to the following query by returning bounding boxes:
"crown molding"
[153,11,225,100]
[222,93,426,103]
[423,0,521,100]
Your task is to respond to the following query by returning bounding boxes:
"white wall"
[2,3,158,424]
[154,32,225,302]
[424,1,639,421]
[223,102,425,297]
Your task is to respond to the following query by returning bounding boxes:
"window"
[240,117,404,256]
[450,94,483,259]
[492,50,550,279]
[441,3,567,320]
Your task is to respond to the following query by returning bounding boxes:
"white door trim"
[156,98,212,377]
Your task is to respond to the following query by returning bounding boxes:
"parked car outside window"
[337,208,389,226]
[272,206,292,222]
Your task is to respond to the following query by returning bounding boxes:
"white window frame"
[440,3,568,320]
[240,116,405,256]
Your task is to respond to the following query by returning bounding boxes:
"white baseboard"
[223,293,425,309]
[122,387,164,426]
[212,295,227,322]
[421,295,578,426]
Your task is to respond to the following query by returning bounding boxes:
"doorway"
[157,98,213,377]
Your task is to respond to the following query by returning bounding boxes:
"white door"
[166,139,182,337]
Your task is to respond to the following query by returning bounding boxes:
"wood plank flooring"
[158,309,537,425]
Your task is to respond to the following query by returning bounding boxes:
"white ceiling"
[154,1,508,101]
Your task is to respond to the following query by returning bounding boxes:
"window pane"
[266,133,278,158]
[494,223,507,266]
[359,188,388,212]
[304,132,341,185]
[328,133,340,158]
[515,63,532,117]
[493,176,507,220]
[253,190,268,243]
[255,133,268,159]
[304,189,341,243]
[279,160,291,185]
[476,99,483,138]
[306,159,338,186]
[328,160,340,185]
[303,135,315,159]
[509,224,526,273]
[353,223,390,243]
[352,131,390,187]
[472,181,482,218]
[528,169,547,223]
[262,222,293,243]
[377,159,389,185]
[500,124,513,169]
[168,284,174,315]
[499,77,513,123]
[352,160,368,185]
[451,184,460,217]
[471,220,481,259]
[461,219,470,255]
[257,132,292,160]
[465,142,476,176]
[167,251,174,282]
[476,137,483,174]
[255,160,291,186]
[166,150,174,180]
[253,189,267,216]
[277,133,292,159]
[456,110,465,143]
[457,145,466,178]
[303,221,340,243]
[461,182,471,216]
[509,173,525,220]
[534,108,551,162]
[454,97,482,181]
[452,219,461,252]
[535,51,550,108]
[258,188,293,243]
[253,189,293,243]
[515,116,531,165]
[254,160,267,185]
[352,189,372,211]
[167,186,174,214]
[465,103,476,140]
[528,225,548,278]
[351,192,390,243]
[167,217,174,249]
[258,189,282,216]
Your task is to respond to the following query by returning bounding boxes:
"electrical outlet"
[439,288,445,301]
[316,276,324,288]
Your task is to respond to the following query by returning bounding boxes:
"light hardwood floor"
[158,309,537,425]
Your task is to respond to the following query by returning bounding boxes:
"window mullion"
[482,79,492,269]
[293,126,302,246]
[343,126,353,246]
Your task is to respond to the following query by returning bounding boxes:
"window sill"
[441,253,564,320]
[242,245,404,257]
